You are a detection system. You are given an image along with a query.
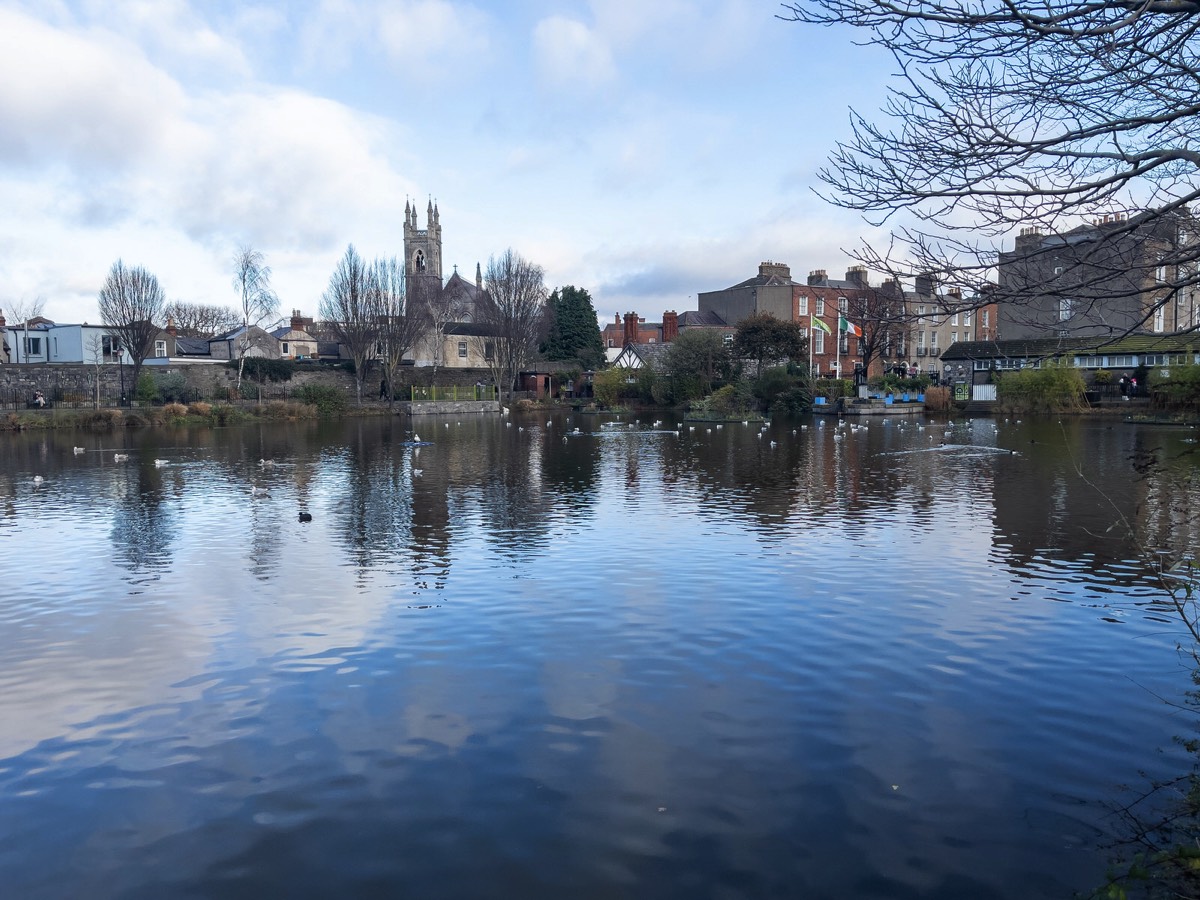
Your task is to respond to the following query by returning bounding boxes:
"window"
[723,333,734,346]
[1058,298,1073,321]
[457,341,468,358]
[918,305,926,317]
[607,338,614,348]
[813,329,825,354]
[1153,307,1165,332]
[951,312,959,325]
[951,332,958,345]
[23,336,41,356]
[798,296,808,316]
[484,342,495,361]
[917,330,925,349]
[1073,356,1102,368]
[281,341,289,356]
[963,310,972,326]
[1054,266,1064,276]
[815,298,825,316]
[1156,263,1167,283]
[1108,354,1136,368]
[982,311,989,329]
[838,296,848,314]
[102,335,120,361]
[155,340,167,358]
[930,331,939,349]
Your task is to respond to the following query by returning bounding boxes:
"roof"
[942,332,1200,361]
[612,342,672,369]
[725,273,794,291]
[174,336,211,356]
[444,321,500,337]
[678,310,728,327]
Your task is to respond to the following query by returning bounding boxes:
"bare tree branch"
[97,260,166,399]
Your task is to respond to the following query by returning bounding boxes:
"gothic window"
[415,250,426,273]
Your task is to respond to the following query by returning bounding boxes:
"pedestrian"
[33,390,45,408]
[1119,376,1128,397]
[379,377,388,401]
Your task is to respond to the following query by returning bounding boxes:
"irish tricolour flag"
[839,316,863,337]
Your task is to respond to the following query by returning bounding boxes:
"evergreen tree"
[543,285,605,369]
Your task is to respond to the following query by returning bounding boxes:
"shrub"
[261,400,315,420]
[155,372,189,402]
[754,367,811,414]
[229,357,295,383]
[1150,364,1200,407]
[161,402,188,420]
[593,367,632,407]
[1093,369,1114,385]
[187,401,212,417]
[293,384,347,417]
[708,382,755,417]
[135,372,158,404]
[212,404,251,426]
[995,361,1086,413]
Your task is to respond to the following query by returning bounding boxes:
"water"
[0,412,1196,898]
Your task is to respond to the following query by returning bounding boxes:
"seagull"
[113,453,129,462]
[32,475,44,484]
[251,486,270,497]
[72,446,85,454]
[412,433,421,442]
[154,459,167,467]
[412,468,423,476]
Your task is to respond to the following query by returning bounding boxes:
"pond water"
[0,411,1196,898]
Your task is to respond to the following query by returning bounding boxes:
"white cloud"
[0,7,184,168]
[377,1,492,83]
[532,15,615,91]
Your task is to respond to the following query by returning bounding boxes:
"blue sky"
[0,0,897,326]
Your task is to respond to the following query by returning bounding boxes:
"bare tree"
[319,245,378,405]
[97,260,166,399]
[164,300,240,338]
[368,256,427,405]
[780,1,1200,332]
[232,247,280,390]
[7,295,46,363]
[471,249,548,402]
[85,333,104,408]
[421,275,472,380]
[845,283,910,376]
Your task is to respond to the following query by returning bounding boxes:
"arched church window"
[415,250,426,272]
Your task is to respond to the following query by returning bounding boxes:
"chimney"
[914,273,934,297]
[0,308,6,329]
[291,309,304,331]
[808,269,827,286]
[166,316,177,337]
[623,312,639,346]
[758,261,791,281]
[662,310,679,342]
[947,288,962,300]
[846,265,868,287]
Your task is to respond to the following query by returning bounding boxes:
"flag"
[839,316,863,337]
[810,315,831,334]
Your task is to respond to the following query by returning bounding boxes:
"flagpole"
[835,318,841,383]
[808,317,814,376]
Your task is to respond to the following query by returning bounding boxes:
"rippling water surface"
[0,412,1195,898]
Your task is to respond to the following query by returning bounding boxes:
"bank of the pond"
[1,399,399,431]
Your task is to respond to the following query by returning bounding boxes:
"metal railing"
[410,385,498,402]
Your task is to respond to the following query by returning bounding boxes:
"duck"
[258,458,275,468]
[298,511,313,522]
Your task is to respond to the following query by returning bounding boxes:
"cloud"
[532,15,615,91]
[0,7,184,169]
[377,1,492,83]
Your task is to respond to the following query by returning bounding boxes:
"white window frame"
[155,340,167,358]
[798,296,809,316]
[457,341,468,358]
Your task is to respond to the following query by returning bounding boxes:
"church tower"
[404,198,443,297]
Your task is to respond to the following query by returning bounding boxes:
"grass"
[0,400,327,431]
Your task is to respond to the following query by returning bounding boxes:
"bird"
[154,459,167,467]
[298,511,313,522]
[113,453,129,462]
[251,486,270,497]
[413,468,423,476]
[412,433,421,442]
[32,475,44,484]
[258,458,274,467]
[72,446,85,454]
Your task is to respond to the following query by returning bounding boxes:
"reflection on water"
[0,413,1196,898]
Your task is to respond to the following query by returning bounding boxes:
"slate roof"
[942,332,1200,361]
[679,310,728,327]
[173,336,212,356]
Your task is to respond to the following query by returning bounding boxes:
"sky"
[0,0,899,327]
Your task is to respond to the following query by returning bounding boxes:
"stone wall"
[0,361,499,408]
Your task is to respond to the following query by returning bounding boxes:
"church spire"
[476,262,482,290]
